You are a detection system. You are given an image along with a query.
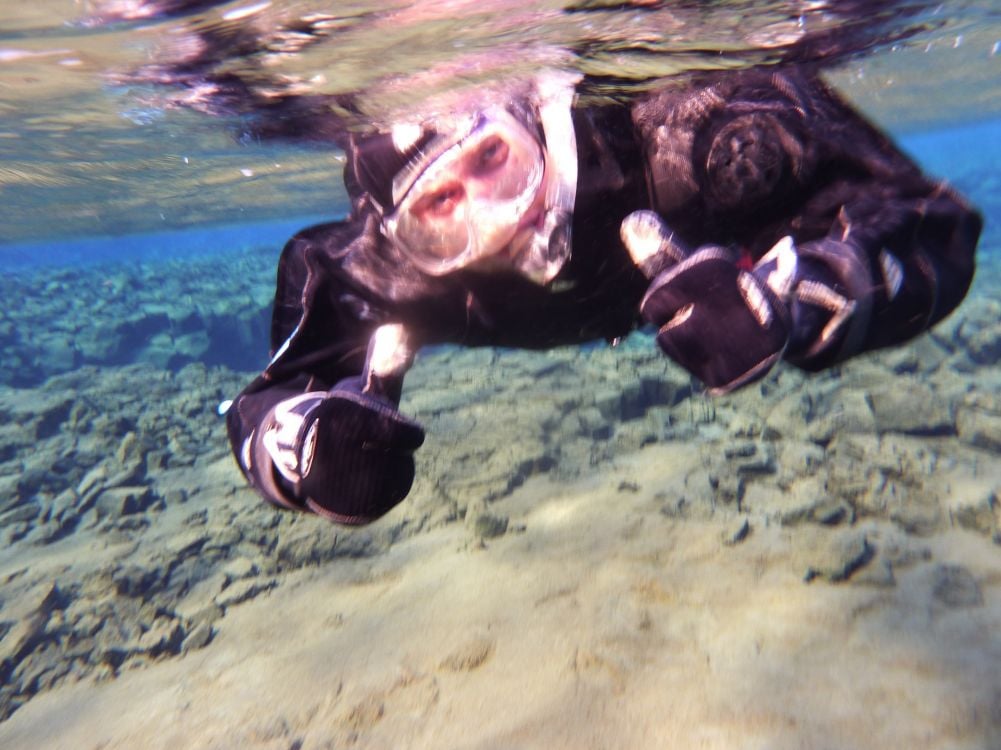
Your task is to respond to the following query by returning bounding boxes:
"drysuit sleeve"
[627,68,981,391]
[224,219,425,524]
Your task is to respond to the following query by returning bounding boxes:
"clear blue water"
[0,217,329,271]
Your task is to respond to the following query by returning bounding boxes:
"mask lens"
[393,178,470,262]
[468,132,539,205]
[387,112,544,274]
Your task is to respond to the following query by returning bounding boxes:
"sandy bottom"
[2,442,999,750]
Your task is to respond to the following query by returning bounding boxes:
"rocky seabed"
[0,247,1000,736]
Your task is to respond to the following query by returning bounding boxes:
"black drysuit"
[225,68,981,524]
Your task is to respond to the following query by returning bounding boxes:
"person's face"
[385,110,547,275]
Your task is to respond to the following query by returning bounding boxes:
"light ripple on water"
[0,0,999,243]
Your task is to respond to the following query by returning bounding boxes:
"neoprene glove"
[621,210,862,393]
[640,243,793,393]
[258,377,425,524]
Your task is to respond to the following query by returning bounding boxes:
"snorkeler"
[220,67,981,525]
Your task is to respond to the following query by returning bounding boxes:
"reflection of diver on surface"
[222,67,981,525]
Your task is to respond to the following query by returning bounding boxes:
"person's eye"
[416,183,464,218]
[472,136,509,174]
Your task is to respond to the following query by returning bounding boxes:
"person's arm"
[624,68,981,393]
[225,221,425,524]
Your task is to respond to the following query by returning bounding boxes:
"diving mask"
[382,108,561,280]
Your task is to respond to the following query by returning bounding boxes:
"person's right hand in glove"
[255,380,425,524]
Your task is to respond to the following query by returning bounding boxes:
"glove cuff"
[786,238,874,370]
[260,391,328,484]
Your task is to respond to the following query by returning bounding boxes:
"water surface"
[1,0,1000,244]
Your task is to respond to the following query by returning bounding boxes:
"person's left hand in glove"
[620,210,857,394]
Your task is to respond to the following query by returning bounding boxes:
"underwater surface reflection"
[2,0,1000,242]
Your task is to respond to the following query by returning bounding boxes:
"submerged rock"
[0,582,65,671]
[931,564,984,608]
[868,379,955,436]
[471,511,509,540]
[182,622,214,652]
[215,578,276,609]
[0,251,999,728]
[95,486,158,518]
[721,517,751,546]
[955,406,1001,453]
[950,490,1000,539]
[806,388,876,443]
[722,440,776,476]
[801,531,875,583]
